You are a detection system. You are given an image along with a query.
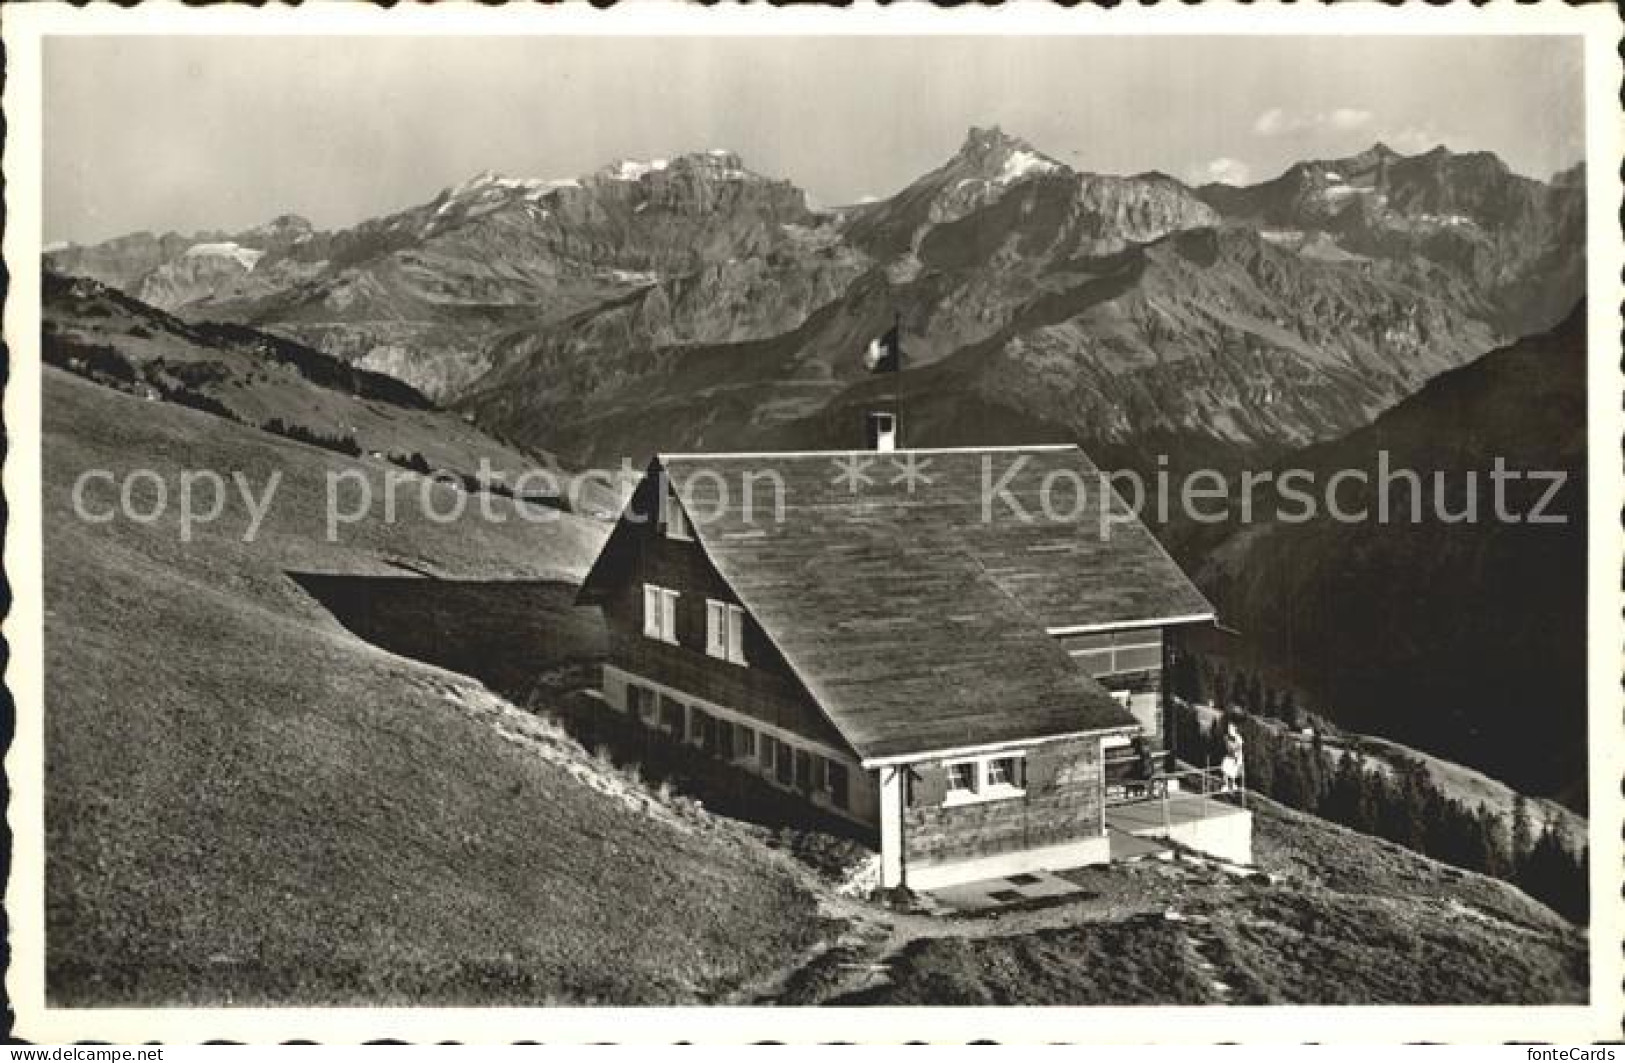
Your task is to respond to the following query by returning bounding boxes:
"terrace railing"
[1105,760,1247,839]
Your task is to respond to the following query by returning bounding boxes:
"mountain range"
[45,127,1588,801]
[48,127,1584,471]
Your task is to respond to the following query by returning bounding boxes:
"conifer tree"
[1509,793,1534,875]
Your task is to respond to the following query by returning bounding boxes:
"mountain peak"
[437,170,584,205]
[447,169,503,196]
[671,149,752,176]
[242,213,314,239]
[949,125,1066,187]
[1338,142,1401,170]
[596,151,760,184]
[1551,161,1585,188]
[958,125,1032,161]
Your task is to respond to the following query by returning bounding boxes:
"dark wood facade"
[599,520,848,752]
[594,512,879,823]
[901,736,1105,873]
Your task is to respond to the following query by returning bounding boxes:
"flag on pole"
[862,322,903,373]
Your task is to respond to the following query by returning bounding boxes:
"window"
[663,487,693,541]
[642,584,679,644]
[775,741,795,786]
[759,733,777,773]
[1067,629,1162,678]
[826,761,850,810]
[735,724,757,762]
[987,756,1021,788]
[659,694,684,735]
[944,753,1027,806]
[627,684,655,721]
[706,600,748,665]
[689,707,709,745]
[1113,644,1162,674]
[795,749,814,793]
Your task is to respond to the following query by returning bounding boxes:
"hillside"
[41,368,842,1004]
[41,269,620,516]
[1178,306,1587,803]
[766,797,1584,1005]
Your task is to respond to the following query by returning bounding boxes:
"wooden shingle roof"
[582,446,1213,762]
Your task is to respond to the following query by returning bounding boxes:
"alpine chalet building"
[576,422,1243,890]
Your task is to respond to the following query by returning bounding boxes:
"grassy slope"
[42,369,822,1004]
[46,297,498,475]
[43,273,625,515]
[829,797,1584,1006]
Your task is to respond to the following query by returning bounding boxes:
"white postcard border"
[4,0,1621,1044]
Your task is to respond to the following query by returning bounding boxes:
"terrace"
[1105,765,1253,866]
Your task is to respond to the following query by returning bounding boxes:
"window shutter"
[727,606,746,664]
[705,601,726,658]
[911,763,947,807]
[1025,745,1060,793]
[642,585,660,638]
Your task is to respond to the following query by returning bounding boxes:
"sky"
[44,34,1586,245]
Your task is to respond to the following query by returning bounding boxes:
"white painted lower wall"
[1166,808,1254,866]
[904,835,1112,891]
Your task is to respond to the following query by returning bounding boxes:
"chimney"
[866,410,898,452]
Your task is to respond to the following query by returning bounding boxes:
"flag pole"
[893,311,902,449]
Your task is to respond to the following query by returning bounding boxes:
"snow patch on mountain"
[996,149,1060,186]
[1416,213,1477,228]
[442,172,582,206]
[605,158,671,181]
[184,242,264,271]
[525,179,580,202]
